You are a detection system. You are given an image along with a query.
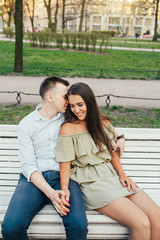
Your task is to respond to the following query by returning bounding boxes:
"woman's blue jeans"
[1,171,88,240]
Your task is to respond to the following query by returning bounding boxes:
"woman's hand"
[119,173,139,192]
[61,186,70,214]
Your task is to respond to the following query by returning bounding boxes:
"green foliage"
[3,27,15,38]
[26,31,114,52]
[55,33,64,49]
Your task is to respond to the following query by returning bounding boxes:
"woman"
[56,82,160,240]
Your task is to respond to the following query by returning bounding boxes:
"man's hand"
[49,189,70,216]
[114,137,125,158]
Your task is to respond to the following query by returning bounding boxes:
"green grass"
[107,41,160,49]
[101,106,160,128]
[0,40,160,79]
[0,104,160,128]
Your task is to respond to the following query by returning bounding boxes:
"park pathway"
[0,75,160,108]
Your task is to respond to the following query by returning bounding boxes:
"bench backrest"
[0,125,160,206]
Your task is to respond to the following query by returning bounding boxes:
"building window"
[145,18,151,26]
[109,17,120,25]
[92,25,101,31]
[93,16,101,24]
[135,18,142,25]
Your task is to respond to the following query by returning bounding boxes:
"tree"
[153,0,160,41]
[24,0,35,32]
[62,0,66,31]
[0,0,15,27]
[79,0,86,32]
[54,0,59,30]
[14,0,23,73]
[44,0,53,30]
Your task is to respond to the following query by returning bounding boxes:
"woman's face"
[68,94,87,121]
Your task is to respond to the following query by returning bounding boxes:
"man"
[1,76,125,240]
[2,76,87,240]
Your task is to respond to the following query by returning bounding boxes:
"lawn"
[0,104,159,128]
[0,40,160,79]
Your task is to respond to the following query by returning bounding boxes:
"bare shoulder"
[60,123,76,135]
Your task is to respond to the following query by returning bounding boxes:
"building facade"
[0,0,159,38]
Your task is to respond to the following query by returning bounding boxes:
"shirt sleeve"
[18,121,41,182]
[56,135,76,163]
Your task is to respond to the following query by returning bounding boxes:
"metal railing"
[0,91,160,108]
[0,66,160,79]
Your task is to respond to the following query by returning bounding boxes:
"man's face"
[53,83,68,113]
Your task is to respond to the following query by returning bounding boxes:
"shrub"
[3,27,15,38]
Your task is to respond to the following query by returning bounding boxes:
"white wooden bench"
[0,124,160,239]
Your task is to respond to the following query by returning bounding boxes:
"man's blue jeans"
[1,171,88,240]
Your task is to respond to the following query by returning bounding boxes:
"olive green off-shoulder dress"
[56,124,140,210]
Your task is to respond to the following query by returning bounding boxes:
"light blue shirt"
[18,105,64,181]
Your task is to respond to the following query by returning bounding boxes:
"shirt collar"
[34,103,63,121]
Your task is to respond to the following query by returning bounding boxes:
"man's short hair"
[39,76,69,99]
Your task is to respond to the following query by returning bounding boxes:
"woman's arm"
[60,161,71,205]
[111,151,138,192]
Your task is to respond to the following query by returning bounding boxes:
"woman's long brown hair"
[64,82,113,154]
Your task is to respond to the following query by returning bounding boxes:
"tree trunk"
[24,0,35,32]
[14,0,23,73]
[152,0,159,41]
[62,0,66,31]
[7,11,12,27]
[44,0,53,31]
[79,0,85,32]
[54,0,59,31]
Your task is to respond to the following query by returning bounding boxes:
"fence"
[0,66,160,80]
[0,91,160,108]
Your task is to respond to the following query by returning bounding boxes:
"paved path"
[0,76,160,108]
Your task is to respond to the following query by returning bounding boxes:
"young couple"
[2,76,160,240]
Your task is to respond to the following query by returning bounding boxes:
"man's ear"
[47,93,54,103]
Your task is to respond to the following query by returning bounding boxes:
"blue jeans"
[1,171,88,240]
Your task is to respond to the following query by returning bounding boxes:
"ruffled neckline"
[59,124,112,137]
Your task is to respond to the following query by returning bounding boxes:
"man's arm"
[114,130,125,157]
[18,122,69,216]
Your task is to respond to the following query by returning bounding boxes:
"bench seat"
[0,125,160,239]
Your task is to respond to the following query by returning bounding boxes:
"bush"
[37,28,52,47]
[3,27,15,38]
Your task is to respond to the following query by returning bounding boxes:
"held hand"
[61,187,70,208]
[119,173,139,192]
[50,190,70,216]
[114,138,125,158]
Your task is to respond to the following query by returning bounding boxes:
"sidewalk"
[0,76,160,108]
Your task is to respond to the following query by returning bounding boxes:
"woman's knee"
[133,214,151,238]
[151,207,160,230]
